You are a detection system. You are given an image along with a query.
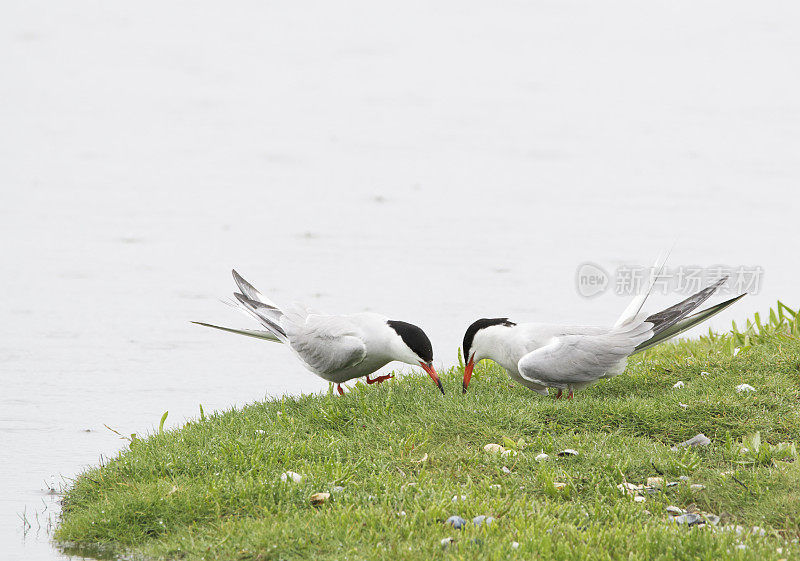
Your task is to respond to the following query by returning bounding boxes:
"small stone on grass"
[679,433,711,447]
[309,492,330,506]
[445,516,467,529]
[674,513,702,526]
[280,471,303,483]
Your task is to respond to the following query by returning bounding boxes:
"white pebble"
[679,433,711,447]
[511,541,520,549]
[673,381,685,389]
[690,484,706,491]
[451,494,467,503]
[280,471,303,483]
[701,371,710,377]
[501,449,518,458]
[502,466,511,474]
[535,453,550,462]
[484,443,505,454]
[678,402,688,409]
[441,537,454,546]
[736,384,756,393]
[733,347,741,356]
[633,495,646,503]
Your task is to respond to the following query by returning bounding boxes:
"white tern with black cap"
[461,253,745,398]
[194,270,443,395]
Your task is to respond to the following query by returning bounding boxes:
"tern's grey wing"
[518,321,653,386]
[283,313,367,375]
[642,276,728,338]
[231,269,278,306]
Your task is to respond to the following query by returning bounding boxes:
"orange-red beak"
[463,357,475,394]
[419,361,444,394]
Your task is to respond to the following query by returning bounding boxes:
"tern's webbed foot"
[366,373,394,385]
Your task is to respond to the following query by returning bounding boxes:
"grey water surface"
[2,1,799,559]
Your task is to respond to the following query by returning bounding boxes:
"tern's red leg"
[568,388,574,400]
[337,384,345,396]
[555,389,563,400]
[366,373,394,385]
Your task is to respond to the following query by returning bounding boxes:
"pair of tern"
[195,262,744,398]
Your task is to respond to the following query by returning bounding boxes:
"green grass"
[57,319,800,560]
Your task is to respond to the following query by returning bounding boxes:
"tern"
[461,258,745,398]
[194,270,443,395]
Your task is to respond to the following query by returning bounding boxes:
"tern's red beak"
[419,361,444,394]
[463,357,475,394]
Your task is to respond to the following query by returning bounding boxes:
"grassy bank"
[57,310,800,560]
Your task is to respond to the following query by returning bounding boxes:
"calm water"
[2,1,799,558]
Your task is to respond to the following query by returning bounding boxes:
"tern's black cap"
[387,320,433,363]
[462,318,515,360]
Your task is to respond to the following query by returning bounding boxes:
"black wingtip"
[232,269,247,285]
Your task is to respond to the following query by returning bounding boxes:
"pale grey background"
[2,1,798,558]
